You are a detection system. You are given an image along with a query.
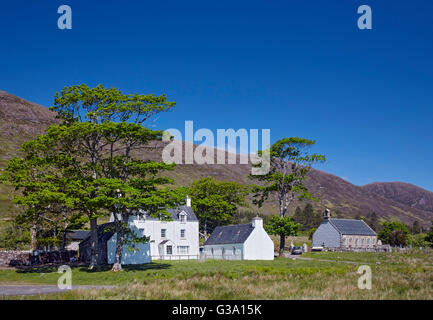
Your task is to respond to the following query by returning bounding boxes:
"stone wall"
[0,250,78,267]
[0,251,31,267]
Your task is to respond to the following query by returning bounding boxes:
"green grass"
[0,258,351,286]
[1,251,433,299]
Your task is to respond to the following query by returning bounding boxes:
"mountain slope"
[0,90,432,227]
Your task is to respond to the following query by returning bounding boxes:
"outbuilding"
[203,217,274,260]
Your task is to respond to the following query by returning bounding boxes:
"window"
[166,245,172,255]
[361,238,364,246]
[367,238,370,244]
[179,212,186,223]
[177,246,189,254]
[349,238,352,243]
[355,238,358,246]
[161,229,166,238]
[211,248,214,255]
[233,247,236,255]
[222,248,225,256]
[180,229,186,239]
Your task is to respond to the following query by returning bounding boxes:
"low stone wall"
[0,250,78,267]
[0,251,31,267]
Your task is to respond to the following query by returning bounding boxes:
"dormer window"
[179,212,187,223]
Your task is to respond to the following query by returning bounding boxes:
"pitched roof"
[80,223,115,244]
[204,224,254,245]
[67,230,90,241]
[329,219,376,236]
[141,205,198,222]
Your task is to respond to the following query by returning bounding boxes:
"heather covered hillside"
[0,90,432,227]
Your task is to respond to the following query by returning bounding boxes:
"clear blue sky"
[0,1,432,191]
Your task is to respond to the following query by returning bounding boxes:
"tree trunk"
[30,223,37,252]
[89,217,99,270]
[203,220,207,240]
[279,234,285,257]
[112,225,124,272]
[61,231,67,252]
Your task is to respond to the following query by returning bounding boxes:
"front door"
[166,245,173,255]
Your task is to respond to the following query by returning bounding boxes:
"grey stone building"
[312,210,377,249]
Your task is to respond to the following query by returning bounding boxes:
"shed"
[203,217,274,260]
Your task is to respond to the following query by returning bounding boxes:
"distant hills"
[0,90,432,227]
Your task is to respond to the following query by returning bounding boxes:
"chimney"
[251,216,263,229]
[323,209,331,220]
[186,195,191,207]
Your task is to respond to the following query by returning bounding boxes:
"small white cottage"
[203,217,274,260]
[107,197,199,264]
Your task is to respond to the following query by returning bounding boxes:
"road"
[0,285,114,297]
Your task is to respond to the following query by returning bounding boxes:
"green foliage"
[364,212,378,231]
[378,221,410,246]
[265,215,300,237]
[292,203,322,231]
[249,137,325,254]
[187,177,249,235]
[425,221,433,247]
[0,222,30,250]
[308,227,317,240]
[2,84,180,268]
[249,137,325,215]
[406,233,430,248]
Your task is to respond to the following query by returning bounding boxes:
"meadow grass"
[1,251,432,300]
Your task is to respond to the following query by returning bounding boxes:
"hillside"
[0,90,432,227]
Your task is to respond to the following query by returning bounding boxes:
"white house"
[107,197,199,264]
[203,217,274,260]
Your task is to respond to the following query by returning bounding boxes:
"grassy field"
[1,250,432,300]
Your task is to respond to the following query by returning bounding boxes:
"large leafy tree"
[48,84,180,271]
[250,137,325,255]
[187,177,249,238]
[3,84,180,271]
[378,221,410,247]
[265,215,300,244]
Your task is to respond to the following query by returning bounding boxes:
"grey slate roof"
[329,219,376,236]
[67,230,90,241]
[142,205,198,222]
[80,223,115,245]
[204,224,254,245]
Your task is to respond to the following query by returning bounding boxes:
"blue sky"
[0,1,432,190]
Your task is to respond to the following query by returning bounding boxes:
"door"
[166,245,173,255]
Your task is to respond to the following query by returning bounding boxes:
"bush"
[406,233,430,248]
[0,222,30,250]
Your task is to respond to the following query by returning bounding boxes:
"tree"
[425,220,433,247]
[411,220,422,234]
[0,222,30,250]
[265,216,300,246]
[378,221,410,247]
[187,177,249,238]
[365,212,378,231]
[48,84,179,271]
[249,137,325,255]
[293,203,322,231]
[3,84,179,271]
